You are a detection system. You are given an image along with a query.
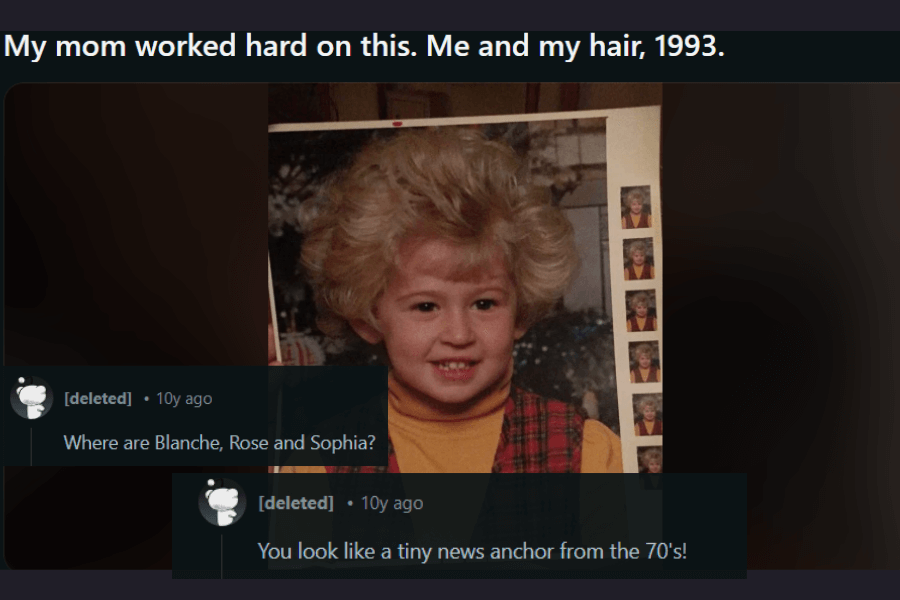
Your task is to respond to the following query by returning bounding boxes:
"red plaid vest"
[632,365,659,383]
[628,315,656,331]
[624,212,650,229]
[627,263,653,280]
[326,386,585,474]
[637,419,662,435]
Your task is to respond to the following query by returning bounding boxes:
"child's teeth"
[440,362,469,370]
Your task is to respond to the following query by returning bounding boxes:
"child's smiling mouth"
[432,360,478,381]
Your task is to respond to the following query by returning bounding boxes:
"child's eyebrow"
[394,285,511,302]
[469,282,511,293]
[394,290,440,301]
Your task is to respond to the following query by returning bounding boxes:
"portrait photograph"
[267,84,662,473]
[625,289,657,332]
[623,237,655,281]
[633,393,663,437]
[620,185,652,229]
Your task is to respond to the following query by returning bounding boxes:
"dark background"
[663,84,900,568]
[5,84,267,366]
[3,84,272,567]
[3,78,900,570]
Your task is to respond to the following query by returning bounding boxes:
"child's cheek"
[482,311,518,344]
[397,321,434,347]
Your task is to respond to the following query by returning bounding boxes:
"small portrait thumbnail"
[633,393,662,436]
[629,342,661,384]
[623,238,654,281]
[638,446,662,473]
[621,185,651,229]
[625,290,657,332]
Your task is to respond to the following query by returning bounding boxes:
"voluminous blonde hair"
[302,127,579,337]
[632,342,654,361]
[623,187,648,208]
[640,448,662,469]
[627,240,648,258]
[629,291,650,311]
[635,394,661,414]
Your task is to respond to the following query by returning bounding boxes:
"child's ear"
[514,326,528,341]
[350,319,383,344]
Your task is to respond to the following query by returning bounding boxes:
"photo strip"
[268,105,661,473]
[606,107,663,472]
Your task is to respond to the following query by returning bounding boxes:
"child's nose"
[442,309,476,345]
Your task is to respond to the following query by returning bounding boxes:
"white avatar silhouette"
[17,377,47,420]
[206,480,239,526]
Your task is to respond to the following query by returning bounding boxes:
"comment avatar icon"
[199,478,247,527]
[11,376,53,420]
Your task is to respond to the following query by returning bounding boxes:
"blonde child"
[621,188,651,229]
[630,342,661,383]
[633,395,662,436]
[626,291,657,332]
[281,128,622,474]
[639,448,662,474]
[624,240,654,281]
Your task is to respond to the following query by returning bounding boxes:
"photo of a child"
[625,290,657,332]
[629,342,661,383]
[638,447,662,474]
[272,122,628,474]
[633,394,662,436]
[621,186,651,229]
[624,239,654,281]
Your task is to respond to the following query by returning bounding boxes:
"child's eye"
[473,299,497,310]
[414,302,437,312]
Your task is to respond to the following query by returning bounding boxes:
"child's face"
[631,250,646,266]
[629,198,643,214]
[642,405,656,421]
[635,303,648,318]
[354,237,525,409]
[648,459,661,473]
[638,353,652,369]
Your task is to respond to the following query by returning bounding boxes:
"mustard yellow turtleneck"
[622,213,652,228]
[281,373,622,474]
[630,366,661,383]
[626,316,657,332]
[624,264,655,280]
